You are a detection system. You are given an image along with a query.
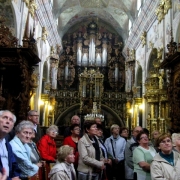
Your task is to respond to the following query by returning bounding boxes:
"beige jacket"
[150,151,180,180]
[77,133,104,174]
[48,162,76,180]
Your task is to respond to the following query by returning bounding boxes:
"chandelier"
[79,68,104,121]
[84,102,104,121]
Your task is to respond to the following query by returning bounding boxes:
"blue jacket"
[0,138,21,180]
[104,135,126,162]
[10,136,39,178]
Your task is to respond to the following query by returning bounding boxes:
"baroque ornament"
[140,31,147,47]
[155,0,172,23]
[29,0,38,18]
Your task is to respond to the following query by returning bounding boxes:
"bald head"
[132,126,143,138]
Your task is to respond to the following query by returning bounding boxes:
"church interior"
[0,0,180,138]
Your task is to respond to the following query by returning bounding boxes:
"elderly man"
[125,126,143,180]
[27,110,42,143]
[0,110,21,180]
[64,115,81,138]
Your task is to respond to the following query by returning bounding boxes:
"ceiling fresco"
[53,0,137,41]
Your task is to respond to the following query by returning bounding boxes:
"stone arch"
[136,65,142,86]
[55,103,125,127]
[146,48,157,76]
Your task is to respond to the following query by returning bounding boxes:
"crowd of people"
[0,110,180,180]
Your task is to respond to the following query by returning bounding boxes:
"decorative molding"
[123,0,158,54]
[41,27,48,43]
[29,0,38,18]
[36,0,62,47]
[140,31,147,47]
[155,0,172,24]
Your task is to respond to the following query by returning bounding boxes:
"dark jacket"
[0,138,21,180]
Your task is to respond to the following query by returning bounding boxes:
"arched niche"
[55,103,125,134]
[42,61,48,93]
[147,48,157,75]
[136,65,142,86]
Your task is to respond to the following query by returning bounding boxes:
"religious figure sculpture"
[140,31,147,47]
[29,0,37,18]
[42,27,48,42]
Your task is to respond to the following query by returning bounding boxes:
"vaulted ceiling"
[53,0,137,42]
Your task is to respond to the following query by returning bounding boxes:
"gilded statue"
[159,75,164,89]
[140,31,147,47]
[155,4,164,23]
[50,46,55,55]
[157,47,163,60]
[29,0,37,18]
[130,49,135,61]
[161,0,172,15]
[29,73,38,89]
[42,27,48,42]
[23,0,29,6]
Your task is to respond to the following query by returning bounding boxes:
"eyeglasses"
[160,139,172,144]
[50,131,58,134]
[74,128,81,131]
[30,115,39,117]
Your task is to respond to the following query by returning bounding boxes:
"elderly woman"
[10,120,42,180]
[133,131,156,180]
[48,145,76,180]
[37,125,58,162]
[77,120,105,180]
[151,133,180,179]
[63,124,80,171]
[172,133,180,153]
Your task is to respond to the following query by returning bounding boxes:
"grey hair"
[71,115,80,121]
[27,110,38,116]
[172,133,180,146]
[110,124,119,133]
[46,125,58,134]
[0,110,16,123]
[57,145,74,162]
[15,120,34,133]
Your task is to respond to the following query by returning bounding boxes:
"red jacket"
[37,134,56,162]
[63,136,79,166]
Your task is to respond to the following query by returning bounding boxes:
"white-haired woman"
[37,125,58,162]
[10,120,42,180]
[48,145,76,180]
[172,133,180,153]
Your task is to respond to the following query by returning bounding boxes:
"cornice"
[36,0,61,46]
[123,0,159,56]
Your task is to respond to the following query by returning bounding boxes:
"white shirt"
[0,138,9,176]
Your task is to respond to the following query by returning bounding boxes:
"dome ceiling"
[53,0,137,41]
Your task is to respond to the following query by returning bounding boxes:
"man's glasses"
[30,115,39,117]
